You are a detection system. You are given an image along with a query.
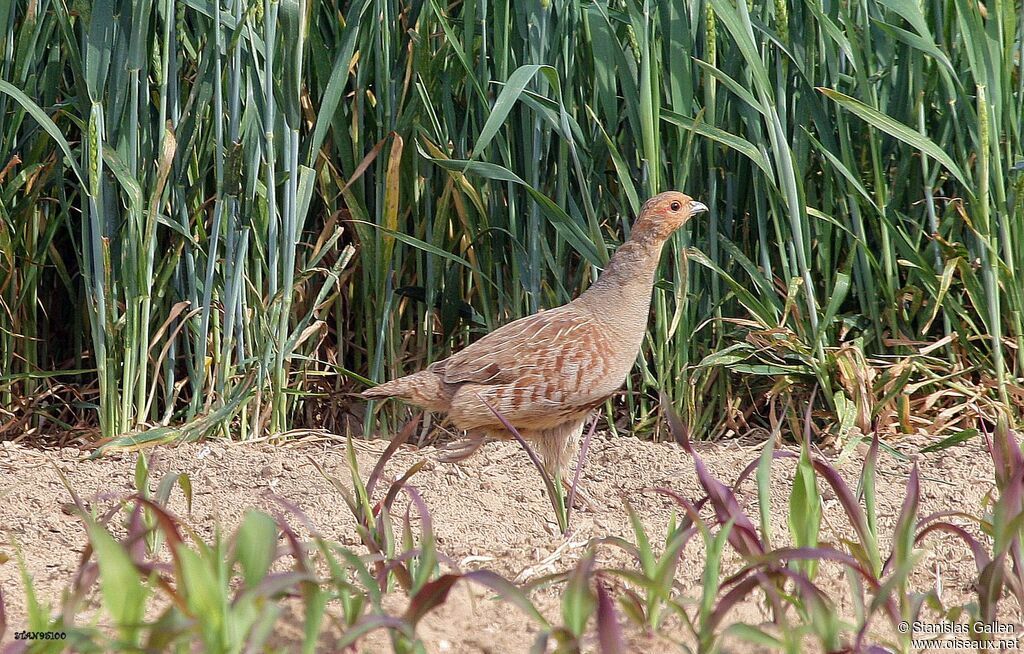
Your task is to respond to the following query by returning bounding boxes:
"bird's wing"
[433,306,605,392]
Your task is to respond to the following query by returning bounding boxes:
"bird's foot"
[436,436,485,463]
[562,478,604,513]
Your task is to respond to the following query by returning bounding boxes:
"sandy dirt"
[0,430,1019,652]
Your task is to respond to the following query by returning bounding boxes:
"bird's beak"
[690,201,709,214]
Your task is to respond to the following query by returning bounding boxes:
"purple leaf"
[567,415,599,527]
[706,575,761,633]
[652,487,709,531]
[723,546,880,592]
[978,554,1006,624]
[914,522,990,572]
[694,456,764,557]
[731,450,797,489]
[404,573,461,627]
[0,584,6,644]
[810,459,876,567]
[461,570,549,627]
[381,460,429,515]
[596,580,626,653]
[660,397,763,556]
[367,413,422,497]
[661,392,692,452]
[481,396,563,528]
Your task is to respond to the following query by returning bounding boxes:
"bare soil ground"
[0,431,1018,652]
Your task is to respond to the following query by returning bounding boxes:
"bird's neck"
[575,226,670,325]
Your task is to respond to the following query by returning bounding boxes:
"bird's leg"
[536,420,602,512]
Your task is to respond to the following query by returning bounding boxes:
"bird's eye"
[670,201,681,212]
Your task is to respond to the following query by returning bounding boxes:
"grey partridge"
[363,191,708,480]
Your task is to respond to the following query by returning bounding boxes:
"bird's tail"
[360,378,407,400]
[361,370,451,412]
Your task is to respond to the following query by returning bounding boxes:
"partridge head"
[629,191,708,243]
